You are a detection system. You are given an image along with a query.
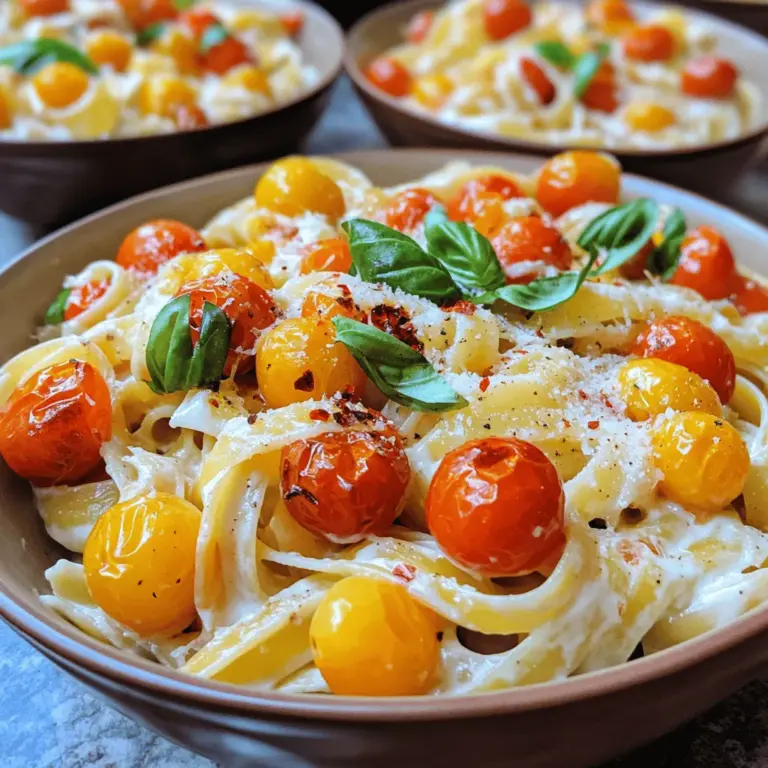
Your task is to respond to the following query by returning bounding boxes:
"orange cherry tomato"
[447,174,523,238]
[280,11,304,37]
[632,316,736,403]
[681,57,738,100]
[20,0,69,16]
[365,57,413,98]
[520,57,556,105]
[301,288,366,322]
[384,187,441,233]
[622,24,675,62]
[483,0,532,41]
[669,226,737,301]
[180,8,218,40]
[536,150,621,217]
[118,0,177,29]
[0,361,112,487]
[300,238,352,275]
[426,437,566,577]
[406,10,434,44]
[176,273,278,375]
[174,103,209,130]
[281,428,411,542]
[201,35,251,75]
[64,278,110,321]
[581,60,619,113]
[116,219,206,277]
[586,0,635,34]
[492,216,573,283]
[619,240,654,280]
[730,275,768,316]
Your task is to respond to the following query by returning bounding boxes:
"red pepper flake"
[210,399,220,408]
[479,377,490,393]
[338,283,352,297]
[443,299,476,315]
[600,394,614,410]
[392,563,416,582]
[294,370,315,392]
[587,420,600,430]
[562,418,571,429]
[309,409,331,422]
[370,304,424,353]
[578,389,588,400]
[535,329,544,338]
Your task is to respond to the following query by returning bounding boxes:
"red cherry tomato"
[364,57,413,98]
[300,238,352,274]
[118,0,177,29]
[669,225,737,300]
[581,60,619,113]
[520,57,556,105]
[632,315,736,403]
[405,10,434,44]
[201,36,251,75]
[20,0,69,16]
[116,219,206,277]
[281,428,411,542]
[730,275,768,316]
[447,174,524,238]
[426,437,566,577]
[622,24,675,62]
[682,57,738,100]
[64,278,110,321]
[384,187,441,233]
[483,0,532,41]
[619,241,654,280]
[0,361,112,486]
[174,103,209,130]
[180,8,218,40]
[280,11,304,37]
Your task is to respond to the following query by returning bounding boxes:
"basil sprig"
[332,317,467,412]
[172,0,196,8]
[146,294,230,395]
[45,288,70,325]
[532,39,609,100]
[200,23,230,53]
[534,41,577,69]
[136,23,167,46]
[649,208,686,281]
[0,39,98,75]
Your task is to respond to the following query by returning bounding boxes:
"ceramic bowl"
[0,0,344,231]
[684,0,768,36]
[3,149,768,768]
[345,0,768,197]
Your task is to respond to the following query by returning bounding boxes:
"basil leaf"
[332,317,467,412]
[172,0,196,8]
[534,41,576,69]
[649,208,686,281]
[146,294,230,394]
[45,288,70,325]
[343,219,459,303]
[573,50,604,99]
[424,207,506,298]
[200,23,229,54]
[136,23,166,46]
[0,39,98,75]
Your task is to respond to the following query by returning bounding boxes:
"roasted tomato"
[176,273,278,375]
[116,219,206,277]
[730,275,768,316]
[201,35,251,75]
[520,57,556,105]
[117,0,178,29]
[668,225,737,300]
[0,361,111,486]
[384,187,441,233]
[624,102,675,133]
[300,238,353,274]
[364,56,413,98]
[179,7,218,39]
[632,316,736,403]
[33,62,89,109]
[447,174,523,238]
[483,0,532,41]
[20,0,69,15]
[586,0,635,34]
[492,216,573,283]
[280,10,304,36]
[85,31,133,72]
[405,10,434,44]
[580,60,619,113]
[281,428,410,542]
[426,437,566,576]
[83,493,200,636]
[622,24,675,62]
[681,57,738,100]
[64,278,110,321]
[301,284,366,322]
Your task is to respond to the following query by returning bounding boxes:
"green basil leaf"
[136,23,167,47]
[534,41,576,69]
[649,208,686,281]
[173,0,196,9]
[332,317,467,412]
[45,288,70,325]
[573,50,604,99]
[200,23,229,54]
[0,39,98,75]
[146,294,230,394]
[343,219,459,304]
[595,42,611,58]
[424,206,506,298]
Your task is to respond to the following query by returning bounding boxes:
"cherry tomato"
[20,0,69,15]
[624,101,675,133]
[384,187,441,233]
[426,438,566,577]
[201,35,251,75]
[520,57,556,105]
[364,57,413,98]
[668,225,737,300]
[33,62,89,109]
[180,7,218,39]
[64,278,110,321]
[281,428,410,542]
[581,60,619,113]
[681,57,738,100]
[412,73,454,109]
[619,240,654,280]
[173,103,209,130]
[622,24,675,62]
[116,219,206,277]
[406,10,434,44]
[118,0,177,29]
[280,11,304,37]
[492,216,573,283]
[730,275,768,316]
[300,238,352,275]
[483,0,532,41]
[85,31,133,73]
[301,285,366,322]
[447,174,524,238]
[0,361,111,486]
[536,150,621,217]
[176,273,278,376]
[632,316,736,403]
[586,0,635,34]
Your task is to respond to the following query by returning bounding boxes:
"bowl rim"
[3,146,768,722]
[344,0,768,159]
[0,0,345,152]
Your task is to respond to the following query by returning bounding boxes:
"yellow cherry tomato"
[223,65,272,97]
[618,358,722,421]
[167,247,274,292]
[33,62,89,109]
[412,73,453,109]
[256,317,366,409]
[310,577,440,696]
[624,102,676,133]
[0,89,10,129]
[139,75,197,117]
[152,29,200,76]
[85,31,133,73]
[652,412,749,515]
[254,157,346,221]
[83,493,201,636]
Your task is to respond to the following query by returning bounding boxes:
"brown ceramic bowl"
[3,149,768,768]
[0,0,344,231]
[345,0,768,197]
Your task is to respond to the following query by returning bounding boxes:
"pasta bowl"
[345,0,768,195]
[3,148,768,767]
[0,0,344,230]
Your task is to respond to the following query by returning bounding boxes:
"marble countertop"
[4,77,768,768]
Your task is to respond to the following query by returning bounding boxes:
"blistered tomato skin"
[426,437,566,577]
[281,429,411,542]
[364,57,413,98]
[301,287,366,322]
[201,36,252,75]
[682,57,738,99]
[116,219,206,277]
[300,238,352,275]
[536,151,621,217]
[310,576,440,696]
[64,278,110,321]
[622,25,675,62]
[730,275,768,316]
[483,0,533,41]
[0,361,112,486]
[176,273,278,375]
[653,413,749,515]
[632,316,736,403]
[447,174,523,238]
[83,493,201,636]
[618,358,722,421]
[384,187,441,233]
[669,226,737,300]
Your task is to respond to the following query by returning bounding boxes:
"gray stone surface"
[3,76,768,767]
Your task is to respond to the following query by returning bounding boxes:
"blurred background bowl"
[683,0,768,37]
[0,0,344,231]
